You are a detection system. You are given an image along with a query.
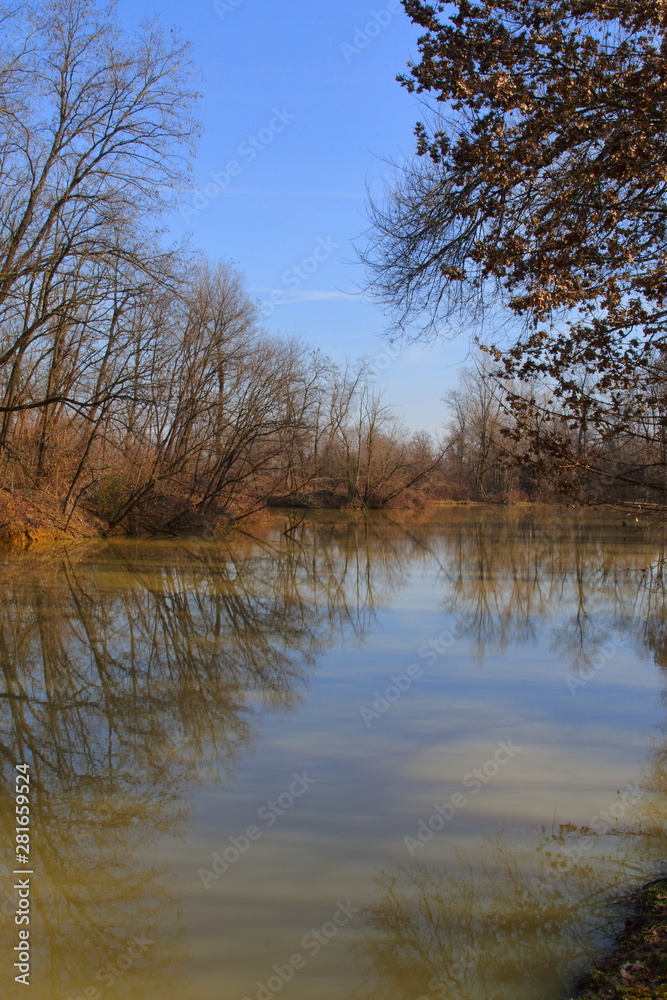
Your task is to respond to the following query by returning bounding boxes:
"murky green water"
[0,507,666,1000]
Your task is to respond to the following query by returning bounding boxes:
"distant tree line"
[440,355,667,505]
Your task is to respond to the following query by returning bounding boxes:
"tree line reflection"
[0,519,414,998]
[0,509,665,998]
[351,510,667,1000]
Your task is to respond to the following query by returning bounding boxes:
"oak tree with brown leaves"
[364,0,667,504]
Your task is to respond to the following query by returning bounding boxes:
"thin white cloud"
[218,188,363,200]
[254,288,365,304]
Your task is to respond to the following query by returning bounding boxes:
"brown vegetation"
[0,1,447,541]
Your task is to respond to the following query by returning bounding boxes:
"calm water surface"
[0,507,666,1000]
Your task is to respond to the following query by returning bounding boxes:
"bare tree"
[0,0,197,467]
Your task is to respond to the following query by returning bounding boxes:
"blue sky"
[116,0,471,431]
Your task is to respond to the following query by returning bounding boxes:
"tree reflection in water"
[0,509,665,998]
[0,520,414,998]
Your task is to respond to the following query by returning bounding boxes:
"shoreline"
[0,488,655,549]
[0,490,540,548]
[570,877,667,1000]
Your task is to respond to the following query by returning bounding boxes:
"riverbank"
[571,877,667,1000]
[0,486,496,547]
[0,486,278,546]
[0,487,104,546]
[0,485,655,548]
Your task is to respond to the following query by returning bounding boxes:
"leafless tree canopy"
[0,1,446,533]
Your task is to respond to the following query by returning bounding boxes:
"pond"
[0,507,666,1000]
